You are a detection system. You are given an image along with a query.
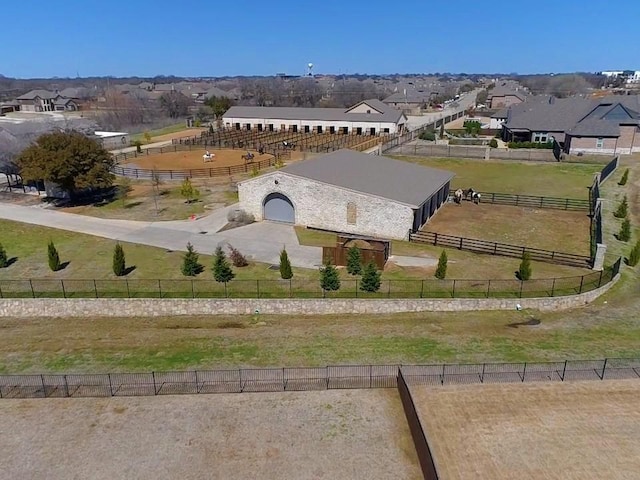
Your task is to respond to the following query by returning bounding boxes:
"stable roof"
[277,149,454,208]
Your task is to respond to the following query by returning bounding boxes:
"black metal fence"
[1,358,637,399]
[410,231,594,268]
[599,155,619,183]
[0,261,620,300]
[449,190,590,211]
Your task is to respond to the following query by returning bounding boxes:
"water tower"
[307,63,314,76]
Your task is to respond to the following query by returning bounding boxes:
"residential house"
[487,85,526,109]
[382,88,439,111]
[15,89,79,112]
[502,95,640,155]
[223,99,407,135]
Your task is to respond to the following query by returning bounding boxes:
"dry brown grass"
[426,203,590,255]
[0,389,421,480]
[412,380,640,480]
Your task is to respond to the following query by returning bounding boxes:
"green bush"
[112,243,126,276]
[212,246,235,282]
[618,169,629,186]
[613,196,628,218]
[618,217,631,242]
[463,120,482,136]
[360,261,381,293]
[507,141,554,149]
[346,246,362,275]
[489,138,498,148]
[279,248,293,279]
[47,240,61,272]
[435,250,448,279]
[518,252,532,281]
[419,131,436,141]
[628,240,640,267]
[320,262,340,292]
[182,242,203,276]
[0,243,7,268]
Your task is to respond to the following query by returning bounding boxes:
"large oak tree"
[16,130,115,196]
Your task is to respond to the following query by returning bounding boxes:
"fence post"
[452,280,456,298]
[289,279,292,298]
[420,280,424,298]
[387,280,391,298]
[519,280,524,298]
[126,279,131,298]
[441,364,445,385]
[256,280,260,299]
[434,232,438,246]
[598,269,604,287]
[480,363,485,383]
[61,280,66,299]
[355,279,358,298]
[152,372,157,395]
[224,282,228,298]
[601,358,608,380]
[0,283,3,299]
[521,362,527,382]
[108,374,114,396]
[29,279,35,298]
[92,279,98,298]
[63,375,69,397]
[486,280,491,298]
[459,237,463,249]
[369,365,373,388]
[578,276,584,294]
[191,280,195,299]
[551,278,556,297]
[561,360,567,381]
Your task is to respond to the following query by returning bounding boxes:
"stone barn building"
[238,149,454,240]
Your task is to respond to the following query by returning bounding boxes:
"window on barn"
[597,138,604,148]
[346,203,357,225]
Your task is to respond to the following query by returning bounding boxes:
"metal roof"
[274,149,454,208]
[224,100,405,124]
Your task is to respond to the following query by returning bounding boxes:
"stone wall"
[238,171,415,240]
[0,275,618,318]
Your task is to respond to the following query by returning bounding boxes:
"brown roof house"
[237,149,454,240]
[15,89,79,112]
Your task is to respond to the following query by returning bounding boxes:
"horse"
[241,151,255,163]
[463,188,475,201]
[202,151,215,163]
[472,192,481,204]
[453,189,463,204]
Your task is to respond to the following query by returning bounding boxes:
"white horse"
[453,189,463,204]
[203,151,215,162]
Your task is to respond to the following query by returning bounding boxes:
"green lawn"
[130,123,190,144]
[392,156,600,198]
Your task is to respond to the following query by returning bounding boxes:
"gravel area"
[0,389,421,480]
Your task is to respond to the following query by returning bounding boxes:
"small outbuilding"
[238,149,454,240]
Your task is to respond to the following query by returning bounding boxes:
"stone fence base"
[0,275,618,318]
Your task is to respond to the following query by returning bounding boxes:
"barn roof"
[276,149,454,208]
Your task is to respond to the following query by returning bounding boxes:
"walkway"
[0,203,323,268]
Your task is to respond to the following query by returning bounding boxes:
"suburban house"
[502,95,640,155]
[15,89,80,112]
[238,149,454,240]
[490,108,509,129]
[487,85,526,109]
[223,99,407,135]
[382,88,439,111]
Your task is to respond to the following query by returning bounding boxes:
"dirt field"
[0,389,421,480]
[122,148,273,170]
[412,380,640,480]
[427,202,590,254]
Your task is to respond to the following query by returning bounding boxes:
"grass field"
[413,380,640,480]
[0,390,421,480]
[392,156,600,198]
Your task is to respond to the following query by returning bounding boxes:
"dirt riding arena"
[121,148,274,171]
[0,389,421,480]
[412,380,640,480]
[427,202,590,255]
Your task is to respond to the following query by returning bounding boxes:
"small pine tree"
[0,243,7,268]
[212,246,235,283]
[613,196,628,218]
[618,217,631,242]
[181,242,203,276]
[489,138,498,148]
[618,168,629,186]
[346,246,363,275]
[180,178,200,203]
[279,248,293,279]
[435,250,448,279]
[47,240,61,272]
[229,245,249,267]
[360,261,381,293]
[320,262,341,292]
[518,252,532,281]
[628,240,640,267]
[112,243,126,276]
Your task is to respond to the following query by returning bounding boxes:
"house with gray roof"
[382,88,439,111]
[502,95,640,154]
[487,85,527,109]
[223,99,407,135]
[238,149,454,240]
[15,89,79,112]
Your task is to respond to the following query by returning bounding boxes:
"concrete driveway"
[0,203,323,268]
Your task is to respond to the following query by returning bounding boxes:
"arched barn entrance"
[263,192,295,223]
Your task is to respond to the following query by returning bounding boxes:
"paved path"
[0,203,323,268]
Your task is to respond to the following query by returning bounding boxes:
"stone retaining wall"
[0,275,617,317]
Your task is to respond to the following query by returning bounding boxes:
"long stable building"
[223,99,407,136]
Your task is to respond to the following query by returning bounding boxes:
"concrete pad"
[389,255,437,267]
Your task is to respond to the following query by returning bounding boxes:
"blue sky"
[2,0,639,78]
